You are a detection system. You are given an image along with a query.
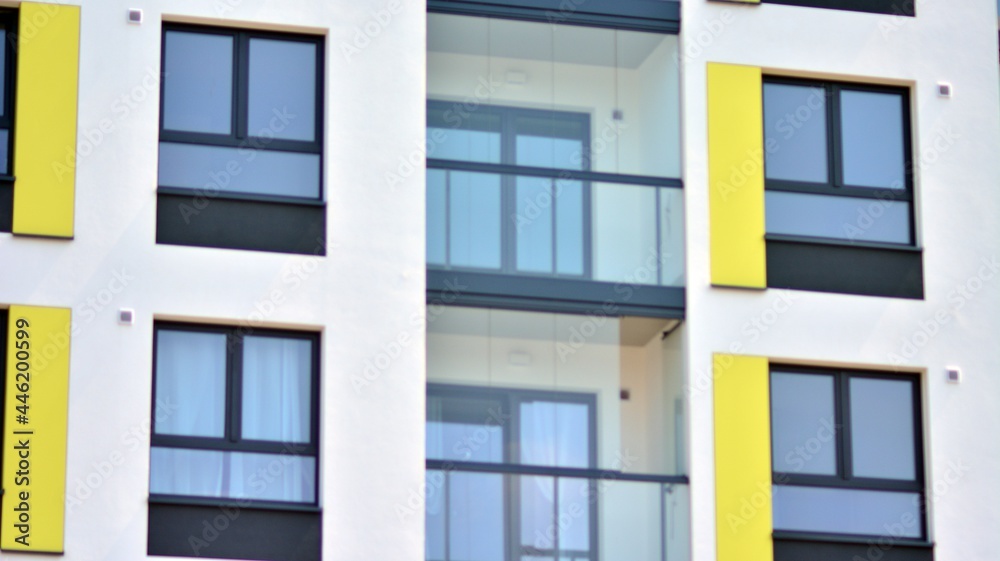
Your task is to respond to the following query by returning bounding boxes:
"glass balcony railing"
[427,165,683,287]
[425,13,684,316]
[426,462,689,561]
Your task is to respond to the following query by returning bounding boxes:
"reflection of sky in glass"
[763,83,828,183]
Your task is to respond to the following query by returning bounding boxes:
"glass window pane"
[449,171,501,269]
[0,129,9,175]
[0,29,6,115]
[426,471,447,560]
[520,475,555,550]
[555,179,584,276]
[765,190,911,244]
[429,14,680,178]
[558,478,591,551]
[764,83,828,183]
[163,31,233,134]
[519,400,590,468]
[150,448,316,503]
[426,392,505,462]
[426,421,503,463]
[659,187,685,287]
[430,127,501,163]
[841,90,906,189]
[772,485,922,538]
[516,176,554,273]
[518,476,592,557]
[427,169,447,265]
[248,38,317,142]
[427,104,501,164]
[592,183,658,285]
[770,372,837,475]
[158,142,321,199]
[449,473,505,561]
[155,330,226,438]
[242,336,313,443]
[515,123,585,171]
[850,378,917,480]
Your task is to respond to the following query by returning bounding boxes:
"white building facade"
[0,1,996,561]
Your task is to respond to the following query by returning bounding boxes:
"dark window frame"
[427,383,600,560]
[762,0,914,17]
[0,10,16,176]
[769,365,926,541]
[150,321,321,510]
[158,23,325,205]
[763,76,915,246]
[427,100,596,279]
[0,10,18,231]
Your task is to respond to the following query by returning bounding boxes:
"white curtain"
[241,336,312,443]
[155,330,227,437]
[150,448,316,503]
[151,333,315,503]
[518,401,591,554]
[520,401,588,468]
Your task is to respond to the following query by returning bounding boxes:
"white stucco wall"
[679,1,1000,560]
[1,1,997,560]
[0,1,426,560]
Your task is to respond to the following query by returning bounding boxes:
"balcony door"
[427,102,592,279]
[426,385,598,561]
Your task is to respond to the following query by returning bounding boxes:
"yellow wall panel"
[707,63,766,288]
[713,353,772,561]
[12,2,80,238]
[2,306,72,553]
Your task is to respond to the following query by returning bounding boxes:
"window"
[0,10,16,232]
[760,77,923,299]
[427,103,592,275]
[770,367,925,540]
[761,0,914,17]
[426,385,599,561]
[148,323,321,561]
[150,323,319,504]
[156,25,325,255]
[763,79,913,246]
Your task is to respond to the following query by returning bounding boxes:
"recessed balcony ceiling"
[428,14,668,69]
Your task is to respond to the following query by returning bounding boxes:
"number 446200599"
[13,318,30,422]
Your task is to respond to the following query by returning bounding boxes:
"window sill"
[761,0,914,17]
[765,233,922,253]
[773,530,932,548]
[149,493,321,514]
[157,186,325,207]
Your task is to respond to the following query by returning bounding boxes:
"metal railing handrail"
[426,458,689,485]
[427,158,684,189]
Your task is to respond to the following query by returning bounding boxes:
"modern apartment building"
[0,1,997,561]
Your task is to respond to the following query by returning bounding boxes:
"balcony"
[426,13,684,318]
[426,463,689,561]
[426,307,690,561]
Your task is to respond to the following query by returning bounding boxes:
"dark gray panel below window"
[156,193,326,255]
[148,503,320,561]
[763,0,914,16]
[766,238,923,299]
[0,182,11,232]
[774,536,932,561]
